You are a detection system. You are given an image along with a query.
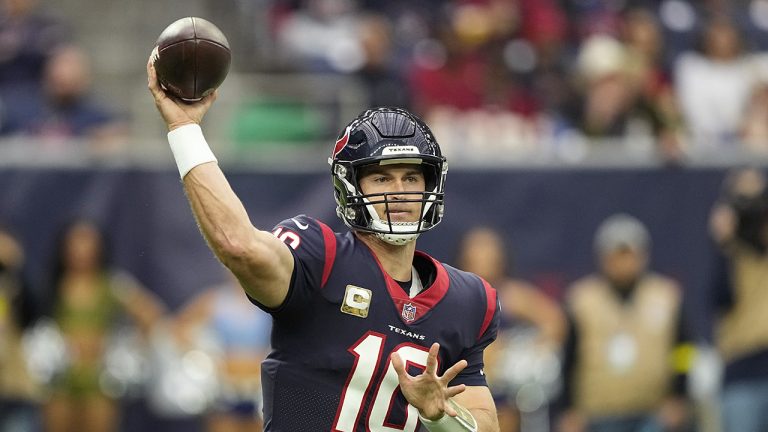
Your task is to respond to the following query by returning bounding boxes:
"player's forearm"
[456,404,498,432]
[164,124,274,273]
[449,389,500,432]
[182,163,293,307]
[183,163,260,266]
[468,407,499,432]
[419,404,499,432]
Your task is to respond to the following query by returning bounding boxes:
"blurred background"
[3,0,768,431]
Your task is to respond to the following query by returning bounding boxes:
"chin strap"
[372,221,420,245]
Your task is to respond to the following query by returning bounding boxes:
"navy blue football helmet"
[329,107,447,244]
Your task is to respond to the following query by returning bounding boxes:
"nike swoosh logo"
[292,218,309,230]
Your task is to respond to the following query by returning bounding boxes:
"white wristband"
[167,124,217,178]
[418,401,477,432]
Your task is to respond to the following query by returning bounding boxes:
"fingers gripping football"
[147,55,217,131]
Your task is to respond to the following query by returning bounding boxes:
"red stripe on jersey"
[318,221,337,288]
[477,278,497,340]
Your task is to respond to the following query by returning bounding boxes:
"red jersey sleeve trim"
[478,278,497,340]
[317,221,337,288]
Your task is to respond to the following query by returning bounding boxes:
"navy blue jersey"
[253,215,500,432]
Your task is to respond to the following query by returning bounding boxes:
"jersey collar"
[363,243,450,325]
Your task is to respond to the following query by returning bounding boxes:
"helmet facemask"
[332,156,447,245]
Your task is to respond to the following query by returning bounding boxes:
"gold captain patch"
[341,285,372,318]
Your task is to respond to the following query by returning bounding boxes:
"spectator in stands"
[562,33,677,149]
[0,44,128,157]
[557,214,690,432]
[562,35,636,138]
[0,0,70,91]
[408,2,547,157]
[456,226,566,432]
[708,167,768,432]
[620,7,686,162]
[274,0,364,73]
[355,13,410,108]
[407,2,502,114]
[518,0,572,119]
[173,273,272,432]
[675,16,757,150]
[0,224,43,432]
[43,219,165,432]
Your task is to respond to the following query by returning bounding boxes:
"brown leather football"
[152,17,231,102]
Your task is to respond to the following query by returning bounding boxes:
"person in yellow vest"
[709,167,768,432]
[557,214,690,432]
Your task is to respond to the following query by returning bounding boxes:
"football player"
[147,57,501,432]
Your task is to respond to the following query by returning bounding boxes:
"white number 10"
[332,332,431,432]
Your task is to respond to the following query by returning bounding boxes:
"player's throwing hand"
[146,54,217,131]
[391,342,468,421]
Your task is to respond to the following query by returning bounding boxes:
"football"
[152,17,231,102]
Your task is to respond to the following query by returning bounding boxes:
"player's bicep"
[230,228,294,309]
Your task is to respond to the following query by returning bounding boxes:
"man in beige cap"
[557,214,690,432]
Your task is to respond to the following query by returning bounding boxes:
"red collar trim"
[363,243,450,325]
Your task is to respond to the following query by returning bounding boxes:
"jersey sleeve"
[450,279,501,387]
[249,214,337,317]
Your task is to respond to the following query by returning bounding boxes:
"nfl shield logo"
[402,303,417,322]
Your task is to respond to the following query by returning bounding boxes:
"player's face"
[358,164,426,223]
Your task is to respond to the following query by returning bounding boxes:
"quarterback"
[147,56,500,431]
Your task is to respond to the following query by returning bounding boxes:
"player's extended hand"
[146,54,216,131]
[391,342,467,421]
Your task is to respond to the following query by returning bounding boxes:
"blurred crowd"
[4,0,768,164]
[234,0,768,164]
[0,0,127,161]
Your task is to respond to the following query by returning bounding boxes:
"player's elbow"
[215,235,279,274]
[210,230,257,264]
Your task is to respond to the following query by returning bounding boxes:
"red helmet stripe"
[332,127,350,157]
